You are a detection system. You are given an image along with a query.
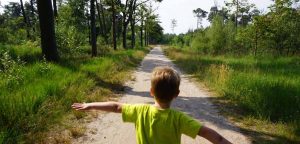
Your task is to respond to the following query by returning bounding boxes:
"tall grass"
[165,47,300,121]
[0,44,147,143]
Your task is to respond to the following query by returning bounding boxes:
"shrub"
[0,51,25,88]
[56,25,86,56]
[166,48,300,122]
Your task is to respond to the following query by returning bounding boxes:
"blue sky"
[1,0,275,34]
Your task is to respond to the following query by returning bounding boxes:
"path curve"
[73,47,251,144]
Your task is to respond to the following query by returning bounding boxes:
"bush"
[56,25,86,56]
[0,51,25,88]
[166,48,300,122]
[191,30,210,53]
[0,48,147,143]
[0,28,9,43]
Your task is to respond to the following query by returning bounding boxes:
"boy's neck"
[154,101,171,109]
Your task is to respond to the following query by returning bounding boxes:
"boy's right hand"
[72,103,90,111]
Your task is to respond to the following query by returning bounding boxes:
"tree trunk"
[130,0,137,49]
[37,0,59,61]
[130,18,135,48]
[140,14,143,47]
[122,20,127,49]
[53,0,58,18]
[147,30,149,46]
[99,0,108,44]
[20,0,30,38]
[30,0,36,32]
[96,0,104,37]
[235,0,239,28]
[87,16,91,44]
[254,26,258,56]
[91,0,97,57]
[122,1,129,49]
[144,24,147,46]
[112,0,117,50]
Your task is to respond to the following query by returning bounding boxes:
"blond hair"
[151,66,181,103]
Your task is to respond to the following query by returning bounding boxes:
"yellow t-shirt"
[122,104,202,144]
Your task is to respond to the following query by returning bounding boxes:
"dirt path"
[73,46,251,144]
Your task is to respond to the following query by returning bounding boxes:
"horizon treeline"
[164,0,300,56]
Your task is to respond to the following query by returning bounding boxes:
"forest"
[164,0,300,143]
[0,0,163,143]
[0,0,299,143]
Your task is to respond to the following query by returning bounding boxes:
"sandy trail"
[73,46,250,144]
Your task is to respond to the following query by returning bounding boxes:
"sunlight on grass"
[0,47,147,143]
[165,47,300,143]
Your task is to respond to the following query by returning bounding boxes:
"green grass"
[164,47,300,143]
[0,43,147,143]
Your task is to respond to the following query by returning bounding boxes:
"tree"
[137,5,146,47]
[171,19,177,34]
[53,0,58,18]
[267,0,300,55]
[96,0,104,39]
[3,2,22,18]
[208,15,226,54]
[67,0,88,31]
[37,0,59,61]
[193,8,207,29]
[20,0,30,38]
[208,7,229,23]
[121,0,138,49]
[225,0,255,27]
[136,3,152,47]
[112,0,117,50]
[91,0,97,56]
[97,0,109,44]
[29,0,36,33]
[148,22,163,44]
[130,0,139,49]
[225,0,240,27]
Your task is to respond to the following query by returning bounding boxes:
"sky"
[0,0,274,34]
[154,0,274,34]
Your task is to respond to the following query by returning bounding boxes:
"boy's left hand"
[72,103,90,111]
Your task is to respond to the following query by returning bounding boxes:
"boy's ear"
[150,88,155,97]
[174,89,180,98]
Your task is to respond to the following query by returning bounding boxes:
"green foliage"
[223,20,236,53]
[55,3,90,56]
[165,0,300,56]
[60,0,89,32]
[207,16,226,54]
[0,48,147,143]
[0,0,156,142]
[166,48,300,122]
[148,22,164,44]
[56,25,86,56]
[0,27,27,44]
[191,30,209,53]
[0,28,9,43]
[0,51,24,88]
[0,41,41,63]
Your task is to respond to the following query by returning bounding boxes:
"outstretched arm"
[72,102,123,113]
[198,126,232,144]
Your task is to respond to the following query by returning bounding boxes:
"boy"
[72,66,232,144]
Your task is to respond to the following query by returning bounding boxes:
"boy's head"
[150,66,181,103]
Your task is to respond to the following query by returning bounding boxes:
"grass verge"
[164,46,300,143]
[0,44,148,143]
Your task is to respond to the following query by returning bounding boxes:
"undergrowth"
[165,46,300,143]
[0,43,147,143]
